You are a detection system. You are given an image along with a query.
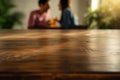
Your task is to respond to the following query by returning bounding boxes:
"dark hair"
[38,0,49,6]
[60,0,70,10]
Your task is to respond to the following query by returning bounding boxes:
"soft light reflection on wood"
[0,30,120,74]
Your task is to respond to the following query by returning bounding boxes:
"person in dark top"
[28,0,51,29]
[58,0,78,29]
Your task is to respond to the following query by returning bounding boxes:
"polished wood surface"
[0,30,120,79]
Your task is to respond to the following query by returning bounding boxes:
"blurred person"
[58,0,79,29]
[28,0,51,29]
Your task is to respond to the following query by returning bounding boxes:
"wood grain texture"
[0,30,120,79]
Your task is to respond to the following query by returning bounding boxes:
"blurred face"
[58,3,62,10]
[40,2,50,12]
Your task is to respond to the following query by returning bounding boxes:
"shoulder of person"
[30,10,39,14]
[64,8,73,15]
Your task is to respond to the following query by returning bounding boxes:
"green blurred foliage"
[85,6,117,29]
[0,0,24,29]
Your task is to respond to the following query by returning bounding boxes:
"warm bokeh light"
[91,0,100,11]
[102,0,120,18]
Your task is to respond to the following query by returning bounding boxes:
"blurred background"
[12,0,89,29]
[0,0,120,29]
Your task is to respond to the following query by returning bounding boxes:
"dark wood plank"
[0,30,120,79]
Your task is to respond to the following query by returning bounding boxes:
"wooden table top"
[0,30,120,74]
